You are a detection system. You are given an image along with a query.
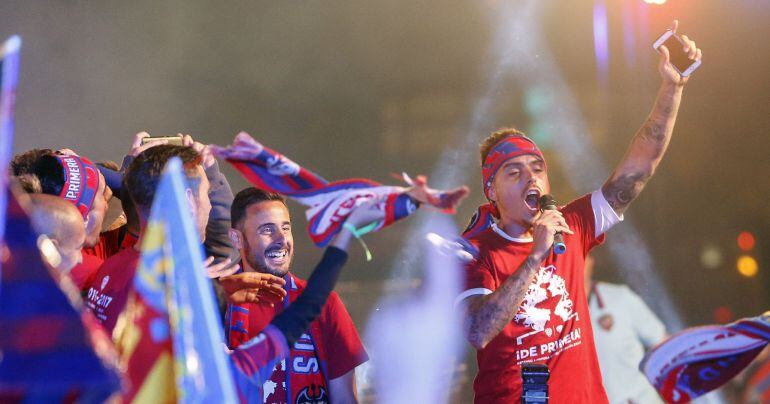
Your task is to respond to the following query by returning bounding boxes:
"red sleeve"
[320,292,368,380]
[463,237,497,292]
[561,193,604,255]
[465,259,496,292]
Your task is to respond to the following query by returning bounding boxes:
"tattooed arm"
[463,256,541,349]
[602,20,702,215]
[463,210,573,349]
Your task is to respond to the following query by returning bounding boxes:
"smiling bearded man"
[225,187,367,404]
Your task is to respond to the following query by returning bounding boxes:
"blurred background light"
[737,231,756,251]
[737,255,759,278]
[700,243,723,269]
[713,306,734,324]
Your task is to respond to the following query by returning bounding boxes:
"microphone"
[538,194,567,255]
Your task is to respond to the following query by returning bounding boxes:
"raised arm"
[602,20,702,215]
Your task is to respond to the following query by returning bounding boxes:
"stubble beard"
[243,235,290,277]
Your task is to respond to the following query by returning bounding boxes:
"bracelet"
[343,222,380,262]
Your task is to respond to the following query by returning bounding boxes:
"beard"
[242,235,291,277]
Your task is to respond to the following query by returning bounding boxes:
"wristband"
[343,221,380,262]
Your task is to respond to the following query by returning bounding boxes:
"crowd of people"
[2,20,727,404]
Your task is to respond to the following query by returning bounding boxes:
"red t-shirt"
[69,251,103,291]
[237,274,368,403]
[82,228,124,261]
[73,229,126,293]
[464,194,608,403]
[84,247,140,334]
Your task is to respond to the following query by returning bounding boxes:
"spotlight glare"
[737,255,758,278]
[643,0,667,5]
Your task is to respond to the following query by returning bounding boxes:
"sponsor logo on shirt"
[85,284,113,322]
[513,265,583,363]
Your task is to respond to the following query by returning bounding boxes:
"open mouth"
[265,248,289,264]
[524,189,541,212]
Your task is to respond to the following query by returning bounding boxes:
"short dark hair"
[124,145,203,214]
[32,153,66,196]
[11,148,52,176]
[479,128,527,165]
[231,187,287,230]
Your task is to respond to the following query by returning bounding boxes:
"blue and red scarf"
[463,134,545,239]
[641,312,770,402]
[54,154,101,219]
[227,275,329,404]
[212,132,458,247]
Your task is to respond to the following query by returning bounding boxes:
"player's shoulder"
[94,247,137,275]
[106,245,140,262]
[318,291,352,324]
[323,291,346,312]
[466,227,504,250]
[561,192,594,215]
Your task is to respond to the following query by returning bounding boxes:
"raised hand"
[530,209,573,261]
[209,131,265,161]
[128,131,169,157]
[657,20,702,86]
[404,174,469,214]
[205,256,241,278]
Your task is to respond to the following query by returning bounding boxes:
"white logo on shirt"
[101,276,110,290]
[514,265,576,344]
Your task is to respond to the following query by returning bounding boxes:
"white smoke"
[364,216,464,404]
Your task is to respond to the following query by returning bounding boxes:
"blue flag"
[0,35,21,254]
[114,157,237,402]
[0,188,122,401]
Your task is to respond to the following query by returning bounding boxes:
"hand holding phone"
[140,135,184,146]
[653,20,702,79]
[128,132,184,157]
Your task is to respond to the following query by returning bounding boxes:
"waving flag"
[212,132,466,247]
[0,188,121,401]
[640,312,770,402]
[113,158,237,403]
[0,35,21,247]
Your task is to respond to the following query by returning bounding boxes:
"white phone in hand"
[653,30,701,77]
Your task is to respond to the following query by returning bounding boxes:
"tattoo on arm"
[603,85,683,213]
[603,171,647,211]
[464,256,541,349]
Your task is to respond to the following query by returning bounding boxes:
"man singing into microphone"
[457,21,702,403]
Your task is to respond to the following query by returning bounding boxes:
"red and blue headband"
[463,135,546,239]
[55,154,101,219]
[481,135,545,199]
